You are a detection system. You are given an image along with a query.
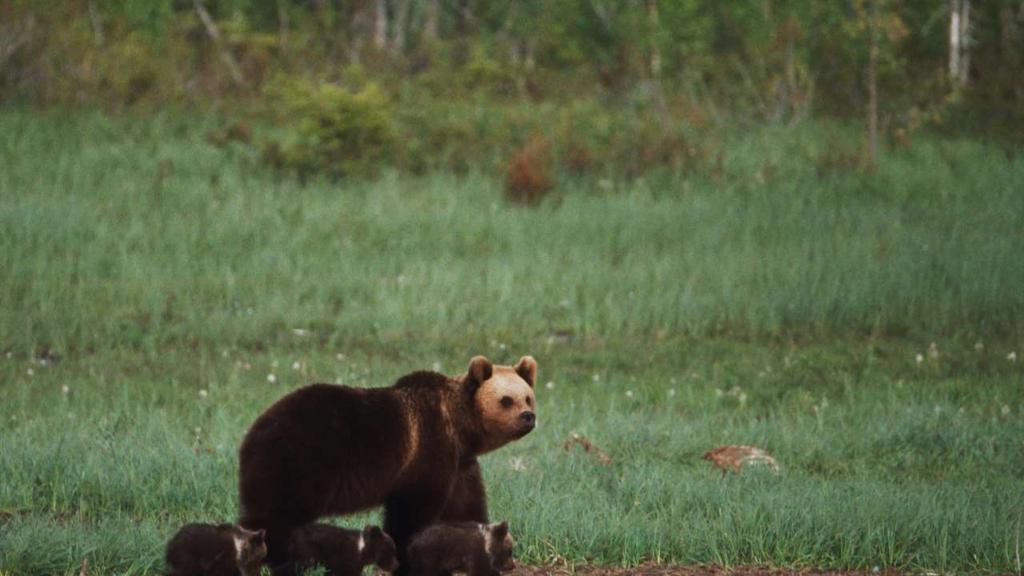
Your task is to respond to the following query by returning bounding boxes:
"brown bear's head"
[484,521,515,572]
[231,526,267,568]
[464,355,537,454]
[360,525,399,572]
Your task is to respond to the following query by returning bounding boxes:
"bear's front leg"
[438,459,488,523]
[385,484,452,576]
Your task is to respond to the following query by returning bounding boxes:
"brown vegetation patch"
[506,134,555,204]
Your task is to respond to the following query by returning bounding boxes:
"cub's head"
[482,521,515,572]
[231,526,266,567]
[464,355,537,453]
[360,525,399,572]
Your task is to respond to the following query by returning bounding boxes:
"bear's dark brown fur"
[237,355,536,575]
[407,521,514,576]
[288,523,398,576]
[165,523,266,576]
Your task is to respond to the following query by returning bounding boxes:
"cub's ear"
[364,525,383,538]
[515,356,536,388]
[467,355,493,384]
[491,521,509,539]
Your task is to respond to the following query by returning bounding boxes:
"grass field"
[1,109,1023,575]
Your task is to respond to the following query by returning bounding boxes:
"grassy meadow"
[1,109,1023,575]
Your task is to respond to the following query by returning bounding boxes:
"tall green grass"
[1,110,1022,574]
[2,110,1022,357]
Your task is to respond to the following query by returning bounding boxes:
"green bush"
[264,78,396,178]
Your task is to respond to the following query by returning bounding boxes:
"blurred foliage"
[1,0,1022,178]
[263,77,395,178]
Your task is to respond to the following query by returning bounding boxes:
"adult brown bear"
[237,355,537,575]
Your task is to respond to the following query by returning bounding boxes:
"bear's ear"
[364,525,382,538]
[467,355,493,384]
[491,521,509,539]
[515,356,536,388]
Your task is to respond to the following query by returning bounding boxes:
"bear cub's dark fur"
[288,523,398,576]
[407,521,514,576]
[165,523,266,576]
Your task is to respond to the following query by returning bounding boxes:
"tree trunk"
[1001,3,1022,99]
[373,0,388,50]
[645,0,661,80]
[391,0,408,54]
[949,0,960,85]
[949,0,971,90]
[87,0,104,47]
[958,0,971,87]
[423,0,439,43]
[867,0,879,170]
[194,0,245,88]
[277,0,289,52]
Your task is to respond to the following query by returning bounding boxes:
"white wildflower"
[928,342,939,360]
[738,392,748,404]
[974,341,984,351]
[267,373,277,384]
[271,360,279,368]
[625,390,634,399]
[336,353,345,361]
[592,374,600,383]
[915,353,924,365]
[291,328,310,337]
[1007,351,1017,362]
[198,389,208,399]
[1001,405,1011,416]
[509,456,527,472]
[26,368,34,376]
[545,381,555,390]
[61,385,70,395]
[668,388,676,397]
[432,361,442,372]
[291,361,301,371]
[221,350,229,358]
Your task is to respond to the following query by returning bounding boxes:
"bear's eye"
[526,397,533,408]
[500,396,514,409]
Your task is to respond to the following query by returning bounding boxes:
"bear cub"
[165,523,266,576]
[407,521,514,576]
[288,523,399,576]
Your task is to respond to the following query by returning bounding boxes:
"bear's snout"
[518,411,536,432]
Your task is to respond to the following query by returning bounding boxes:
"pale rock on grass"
[703,445,779,475]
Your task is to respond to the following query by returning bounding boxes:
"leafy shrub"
[264,79,396,178]
[506,133,554,204]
